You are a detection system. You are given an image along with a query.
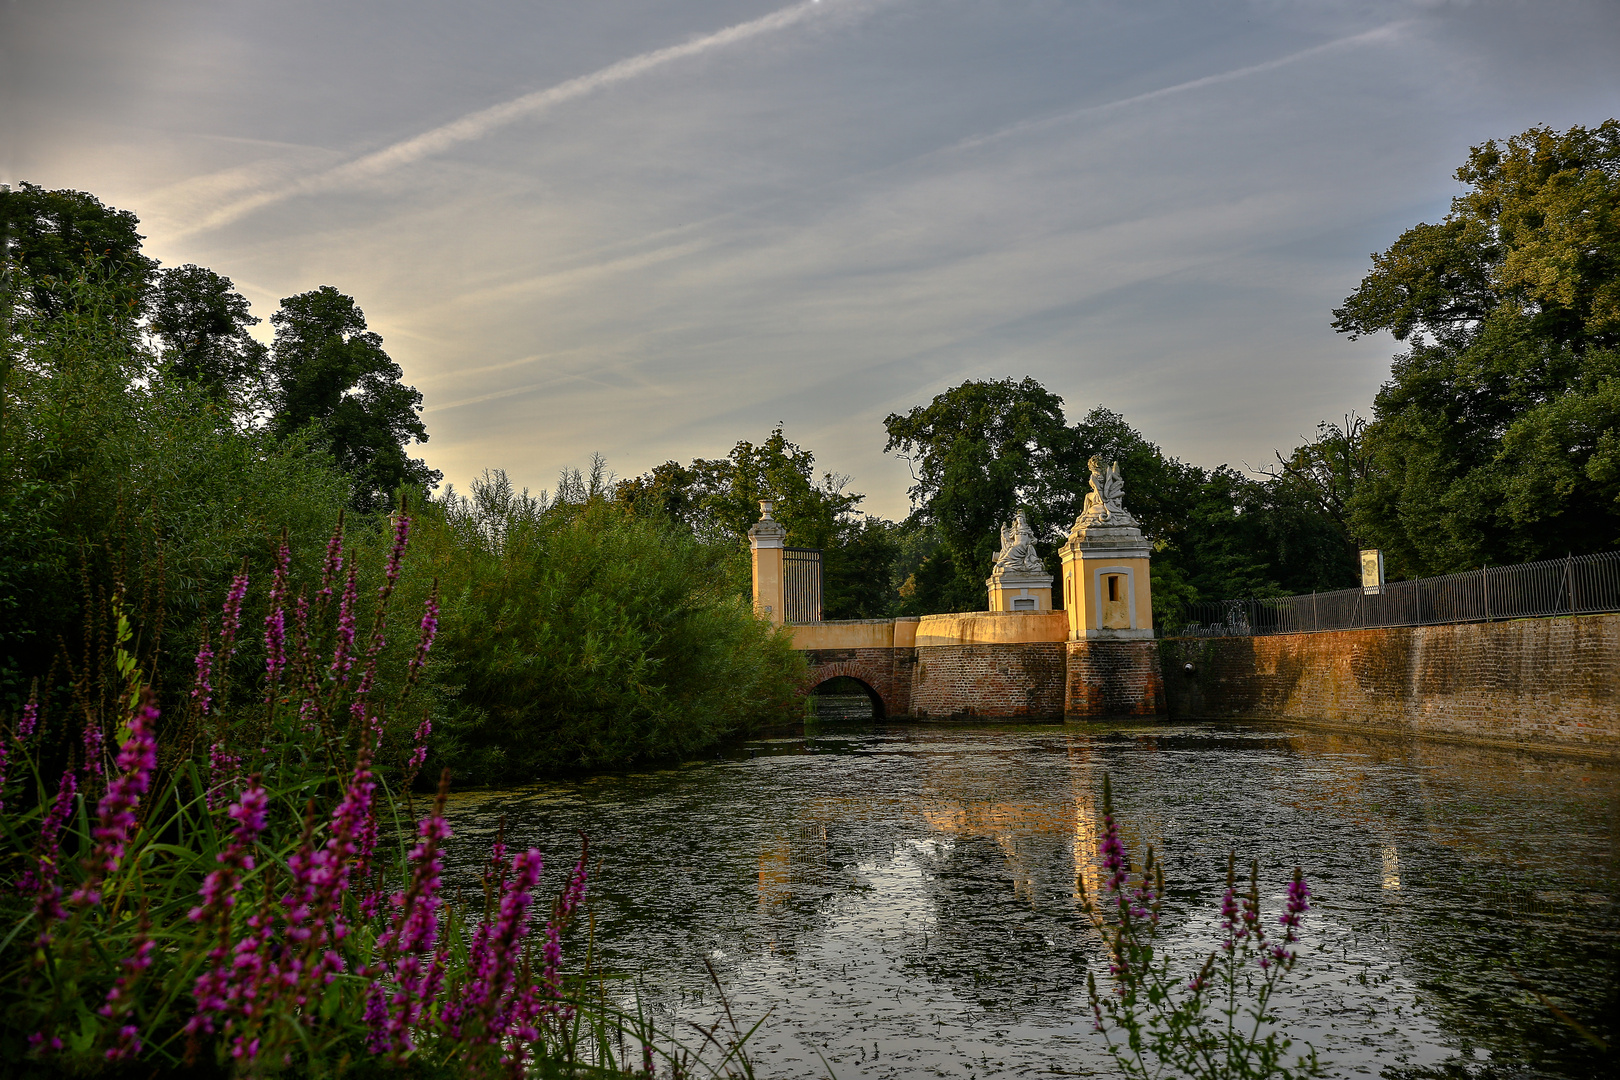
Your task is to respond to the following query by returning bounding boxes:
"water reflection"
[442,722,1618,1079]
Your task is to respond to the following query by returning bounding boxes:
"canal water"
[441,722,1618,1078]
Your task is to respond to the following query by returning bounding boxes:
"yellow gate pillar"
[749,500,788,625]
[1059,459,1154,639]
[1059,458,1166,721]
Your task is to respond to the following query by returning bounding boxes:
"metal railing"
[1163,550,1620,638]
[784,547,823,625]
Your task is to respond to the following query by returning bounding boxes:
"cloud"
[175,0,875,237]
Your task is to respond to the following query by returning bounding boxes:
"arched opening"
[809,675,886,721]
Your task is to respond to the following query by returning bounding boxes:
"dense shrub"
[412,472,805,783]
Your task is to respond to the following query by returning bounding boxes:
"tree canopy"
[148,264,268,403]
[270,285,440,513]
[0,182,156,320]
[1337,120,1620,574]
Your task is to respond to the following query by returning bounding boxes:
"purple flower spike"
[100,919,154,1060]
[72,694,158,907]
[26,774,77,945]
[1097,814,1128,897]
[540,838,591,1018]
[318,520,345,603]
[19,694,39,739]
[191,629,217,719]
[264,541,290,692]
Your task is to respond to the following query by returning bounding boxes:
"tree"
[0,182,156,320]
[148,264,268,404]
[883,378,1070,610]
[615,426,896,619]
[1336,121,1620,574]
[269,286,440,513]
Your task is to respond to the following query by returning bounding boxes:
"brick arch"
[803,661,894,719]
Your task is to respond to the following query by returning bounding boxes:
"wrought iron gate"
[783,547,823,625]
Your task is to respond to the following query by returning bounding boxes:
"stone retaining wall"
[1066,640,1166,719]
[1159,614,1620,755]
[909,643,1067,720]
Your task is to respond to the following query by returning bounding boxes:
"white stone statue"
[993,510,1046,574]
[1077,457,1137,528]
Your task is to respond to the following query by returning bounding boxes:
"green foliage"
[149,264,269,405]
[614,426,895,619]
[883,382,1356,614]
[270,286,440,514]
[418,471,805,783]
[1336,120,1620,575]
[0,182,157,320]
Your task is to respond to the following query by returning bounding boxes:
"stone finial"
[748,498,787,549]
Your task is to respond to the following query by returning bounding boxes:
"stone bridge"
[791,612,1166,722]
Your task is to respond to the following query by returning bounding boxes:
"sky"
[4,0,1619,519]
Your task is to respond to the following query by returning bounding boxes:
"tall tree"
[883,377,1069,609]
[615,427,896,619]
[0,182,156,320]
[269,286,439,513]
[1336,120,1620,574]
[148,264,268,404]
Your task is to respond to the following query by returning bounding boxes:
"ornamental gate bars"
[783,547,823,625]
[1165,550,1620,638]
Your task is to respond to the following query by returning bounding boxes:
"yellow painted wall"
[914,610,1070,647]
[789,619,898,650]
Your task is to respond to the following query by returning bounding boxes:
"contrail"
[951,21,1411,154]
[183,0,859,234]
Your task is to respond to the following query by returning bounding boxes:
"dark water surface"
[442,722,1619,1078]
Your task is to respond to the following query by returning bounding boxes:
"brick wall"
[908,643,1066,720]
[1159,613,1620,755]
[1066,640,1167,719]
[803,647,914,718]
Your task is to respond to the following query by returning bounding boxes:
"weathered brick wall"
[1159,614,1620,755]
[1066,640,1167,719]
[908,643,1066,720]
[802,647,914,718]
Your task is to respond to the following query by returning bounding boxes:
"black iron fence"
[784,547,823,625]
[1163,550,1620,638]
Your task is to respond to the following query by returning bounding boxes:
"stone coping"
[789,611,1070,649]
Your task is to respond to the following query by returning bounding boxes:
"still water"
[442,722,1618,1078]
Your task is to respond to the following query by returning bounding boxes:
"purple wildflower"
[264,541,290,692]
[81,714,105,780]
[541,839,591,1015]
[100,916,154,1061]
[406,715,431,779]
[403,585,439,696]
[221,571,249,651]
[329,566,360,686]
[191,627,217,719]
[368,802,452,1059]
[27,773,77,946]
[1097,813,1128,897]
[318,519,345,604]
[72,693,158,907]
[19,694,39,738]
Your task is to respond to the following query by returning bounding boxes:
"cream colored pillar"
[1059,460,1154,640]
[748,500,788,625]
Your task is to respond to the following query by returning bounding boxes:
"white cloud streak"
[178,0,865,236]
[951,20,1413,154]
